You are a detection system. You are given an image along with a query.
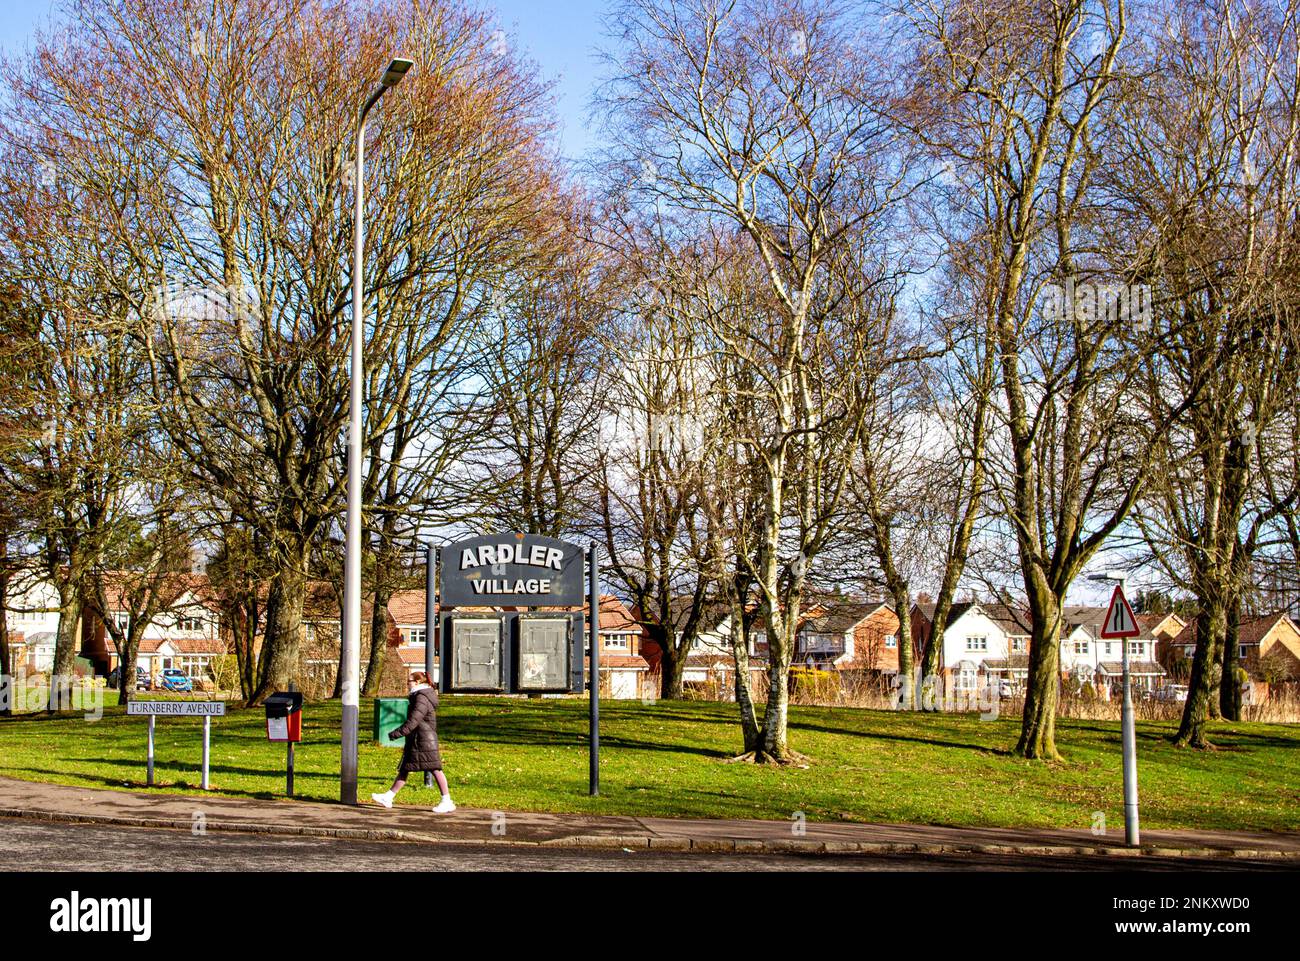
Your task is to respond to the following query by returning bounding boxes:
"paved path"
[2,776,1297,861]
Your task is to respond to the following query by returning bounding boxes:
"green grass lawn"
[1,697,1297,833]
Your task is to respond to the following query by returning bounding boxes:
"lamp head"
[380,58,414,88]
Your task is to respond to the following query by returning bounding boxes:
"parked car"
[157,668,193,693]
[111,666,151,690]
[998,679,1022,699]
[1156,684,1188,703]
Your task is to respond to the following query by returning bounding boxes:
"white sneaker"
[371,791,394,809]
[432,796,457,814]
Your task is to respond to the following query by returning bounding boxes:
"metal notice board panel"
[517,616,571,692]
[450,617,504,692]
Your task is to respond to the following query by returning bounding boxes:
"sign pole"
[201,714,211,790]
[589,543,600,797]
[147,714,155,787]
[1120,619,1140,847]
[287,741,295,797]
[425,542,437,790]
[1098,579,1141,847]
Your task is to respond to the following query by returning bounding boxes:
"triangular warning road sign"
[1100,584,1141,639]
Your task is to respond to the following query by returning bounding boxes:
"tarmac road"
[0,817,1290,872]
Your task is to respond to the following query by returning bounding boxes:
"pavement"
[2,776,1298,861]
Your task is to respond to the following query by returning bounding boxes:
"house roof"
[388,590,426,625]
[1138,612,1186,638]
[798,601,891,635]
[914,601,1032,637]
[591,654,650,670]
[138,637,226,655]
[1097,660,1166,676]
[599,595,641,633]
[659,596,733,634]
[397,646,432,666]
[1063,606,1155,641]
[983,655,1031,670]
[1239,613,1299,645]
[1172,612,1300,649]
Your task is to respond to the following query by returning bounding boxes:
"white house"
[4,579,65,672]
[912,601,1032,692]
[1059,606,1165,693]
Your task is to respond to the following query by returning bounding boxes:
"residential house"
[911,601,1032,693]
[4,575,226,683]
[791,599,901,674]
[1167,613,1300,700]
[388,589,437,682]
[1058,606,1165,694]
[4,578,63,672]
[585,595,651,699]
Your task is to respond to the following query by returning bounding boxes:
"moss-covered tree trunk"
[1016,583,1063,760]
[1176,604,1226,747]
[252,559,307,704]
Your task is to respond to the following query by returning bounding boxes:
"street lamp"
[1088,570,1140,846]
[342,56,414,806]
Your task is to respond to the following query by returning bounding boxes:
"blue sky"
[0,0,608,159]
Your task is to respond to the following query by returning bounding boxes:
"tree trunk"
[1016,587,1063,760]
[252,562,306,704]
[117,628,144,708]
[891,582,914,710]
[0,552,10,716]
[49,590,83,714]
[758,630,793,762]
[659,637,687,700]
[1219,592,1242,721]
[1175,603,1225,747]
[727,598,760,753]
[362,579,393,697]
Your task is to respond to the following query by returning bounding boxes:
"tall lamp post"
[342,56,414,806]
[1089,570,1140,846]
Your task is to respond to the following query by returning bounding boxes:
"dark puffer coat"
[391,686,442,772]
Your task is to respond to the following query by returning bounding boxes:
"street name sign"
[127,701,227,716]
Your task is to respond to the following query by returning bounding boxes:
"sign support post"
[589,543,600,797]
[1099,578,1141,847]
[147,714,155,787]
[201,715,211,789]
[128,701,227,789]
[425,542,438,790]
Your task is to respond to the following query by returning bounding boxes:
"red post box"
[265,691,303,742]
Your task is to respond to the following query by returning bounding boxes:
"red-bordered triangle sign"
[1100,584,1141,638]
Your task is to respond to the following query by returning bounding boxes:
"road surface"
[0,817,1288,871]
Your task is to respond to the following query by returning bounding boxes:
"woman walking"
[371,672,456,813]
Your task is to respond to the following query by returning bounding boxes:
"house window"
[1074,640,1089,655]
[177,616,203,633]
[1128,641,1142,657]
[114,612,130,633]
[884,634,897,649]
[604,634,629,650]
[405,627,426,646]
[178,655,212,680]
[1104,642,1113,656]
[1011,637,1026,652]
[956,668,978,690]
[965,636,987,652]
[305,623,317,642]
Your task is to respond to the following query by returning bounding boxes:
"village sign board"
[441,533,585,608]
